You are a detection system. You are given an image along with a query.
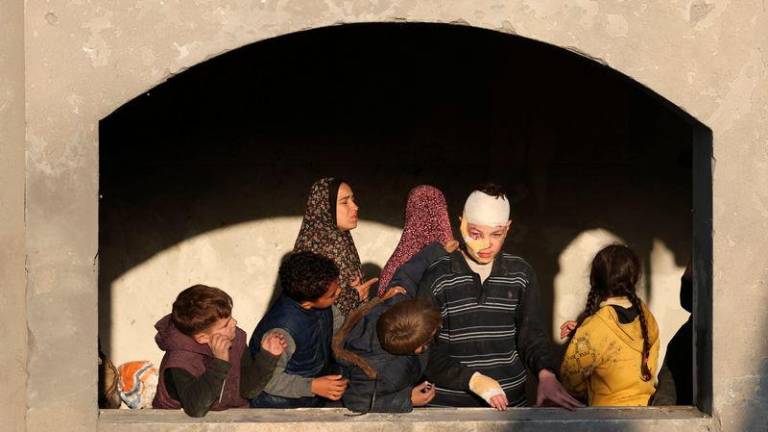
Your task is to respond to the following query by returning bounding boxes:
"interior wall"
[21,1,768,431]
[0,0,27,430]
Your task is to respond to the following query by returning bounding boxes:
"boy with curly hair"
[248,251,349,408]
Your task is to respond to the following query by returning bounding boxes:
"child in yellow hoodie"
[559,244,659,406]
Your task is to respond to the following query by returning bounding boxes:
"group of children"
[151,178,661,416]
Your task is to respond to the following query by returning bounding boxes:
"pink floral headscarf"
[378,185,454,295]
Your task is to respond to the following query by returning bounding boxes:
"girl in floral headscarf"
[294,178,377,316]
[377,185,457,298]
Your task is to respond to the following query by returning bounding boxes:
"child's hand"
[261,332,287,356]
[209,333,232,363]
[536,369,584,410]
[411,381,436,406]
[311,374,348,401]
[442,240,459,253]
[351,276,379,301]
[469,372,508,411]
[381,286,406,300]
[488,394,508,411]
[560,320,577,339]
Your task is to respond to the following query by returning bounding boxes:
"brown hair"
[575,244,652,381]
[332,297,442,380]
[171,284,233,336]
[377,299,442,355]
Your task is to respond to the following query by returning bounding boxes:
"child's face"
[195,316,237,344]
[461,219,510,264]
[303,279,341,310]
[336,182,359,231]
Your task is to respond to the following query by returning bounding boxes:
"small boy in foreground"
[334,293,508,413]
[249,251,348,408]
[152,284,286,417]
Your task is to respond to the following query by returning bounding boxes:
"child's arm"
[239,332,286,399]
[515,264,559,375]
[417,269,476,391]
[424,351,508,410]
[255,329,348,400]
[422,343,476,390]
[166,333,233,417]
[165,360,229,417]
[387,242,447,297]
[258,329,316,399]
[559,322,602,400]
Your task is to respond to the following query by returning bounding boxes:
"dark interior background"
[99,23,696,366]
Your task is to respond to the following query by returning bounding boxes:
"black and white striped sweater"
[417,250,558,407]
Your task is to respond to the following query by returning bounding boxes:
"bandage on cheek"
[460,217,490,252]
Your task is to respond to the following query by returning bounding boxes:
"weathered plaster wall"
[0,0,27,431]
[22,1,768,431]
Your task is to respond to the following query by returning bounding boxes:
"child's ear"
[299,300,313,310]
[193,332,210,344]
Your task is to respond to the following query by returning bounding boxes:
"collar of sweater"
[599,296,633,308]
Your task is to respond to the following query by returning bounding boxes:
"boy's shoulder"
[426,252,455,272]
[421,252,462,285]
[498,253,536,275]
[499,252,532,266]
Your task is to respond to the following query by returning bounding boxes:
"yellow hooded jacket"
[560,297,660,406]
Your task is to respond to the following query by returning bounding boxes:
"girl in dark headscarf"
[294,177,376,316]
[377,185,456,297]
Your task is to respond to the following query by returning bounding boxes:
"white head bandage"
[460,191,510,253]
[462,191,510,227]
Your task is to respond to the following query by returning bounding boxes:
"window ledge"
[99,407,712,431]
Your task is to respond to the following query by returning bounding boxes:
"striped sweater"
[417,250,557,407]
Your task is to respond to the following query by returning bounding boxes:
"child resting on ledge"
[152,284,286,417]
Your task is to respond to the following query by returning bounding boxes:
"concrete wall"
[16,0,768,431]
[0,0,27,431]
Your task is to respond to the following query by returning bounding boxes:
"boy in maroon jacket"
[152,284,286,417]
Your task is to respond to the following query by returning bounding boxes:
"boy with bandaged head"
[417,184,583,409]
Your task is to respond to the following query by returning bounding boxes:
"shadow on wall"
[99,23,699,368]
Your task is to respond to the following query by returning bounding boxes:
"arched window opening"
[99,22,711,416]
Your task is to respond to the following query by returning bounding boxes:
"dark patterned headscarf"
[377,185,454,295]
[294,177,363,315]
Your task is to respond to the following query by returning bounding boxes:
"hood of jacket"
[154,314,213,356]
[593,297,659,354]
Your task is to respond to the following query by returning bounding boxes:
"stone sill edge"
[99,406,711,424]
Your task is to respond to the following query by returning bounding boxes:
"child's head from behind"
[377,299,442,355]
[280,251,340,309]
[589,244,641,298]
[587,244,653,382]
[172,284,236,344]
